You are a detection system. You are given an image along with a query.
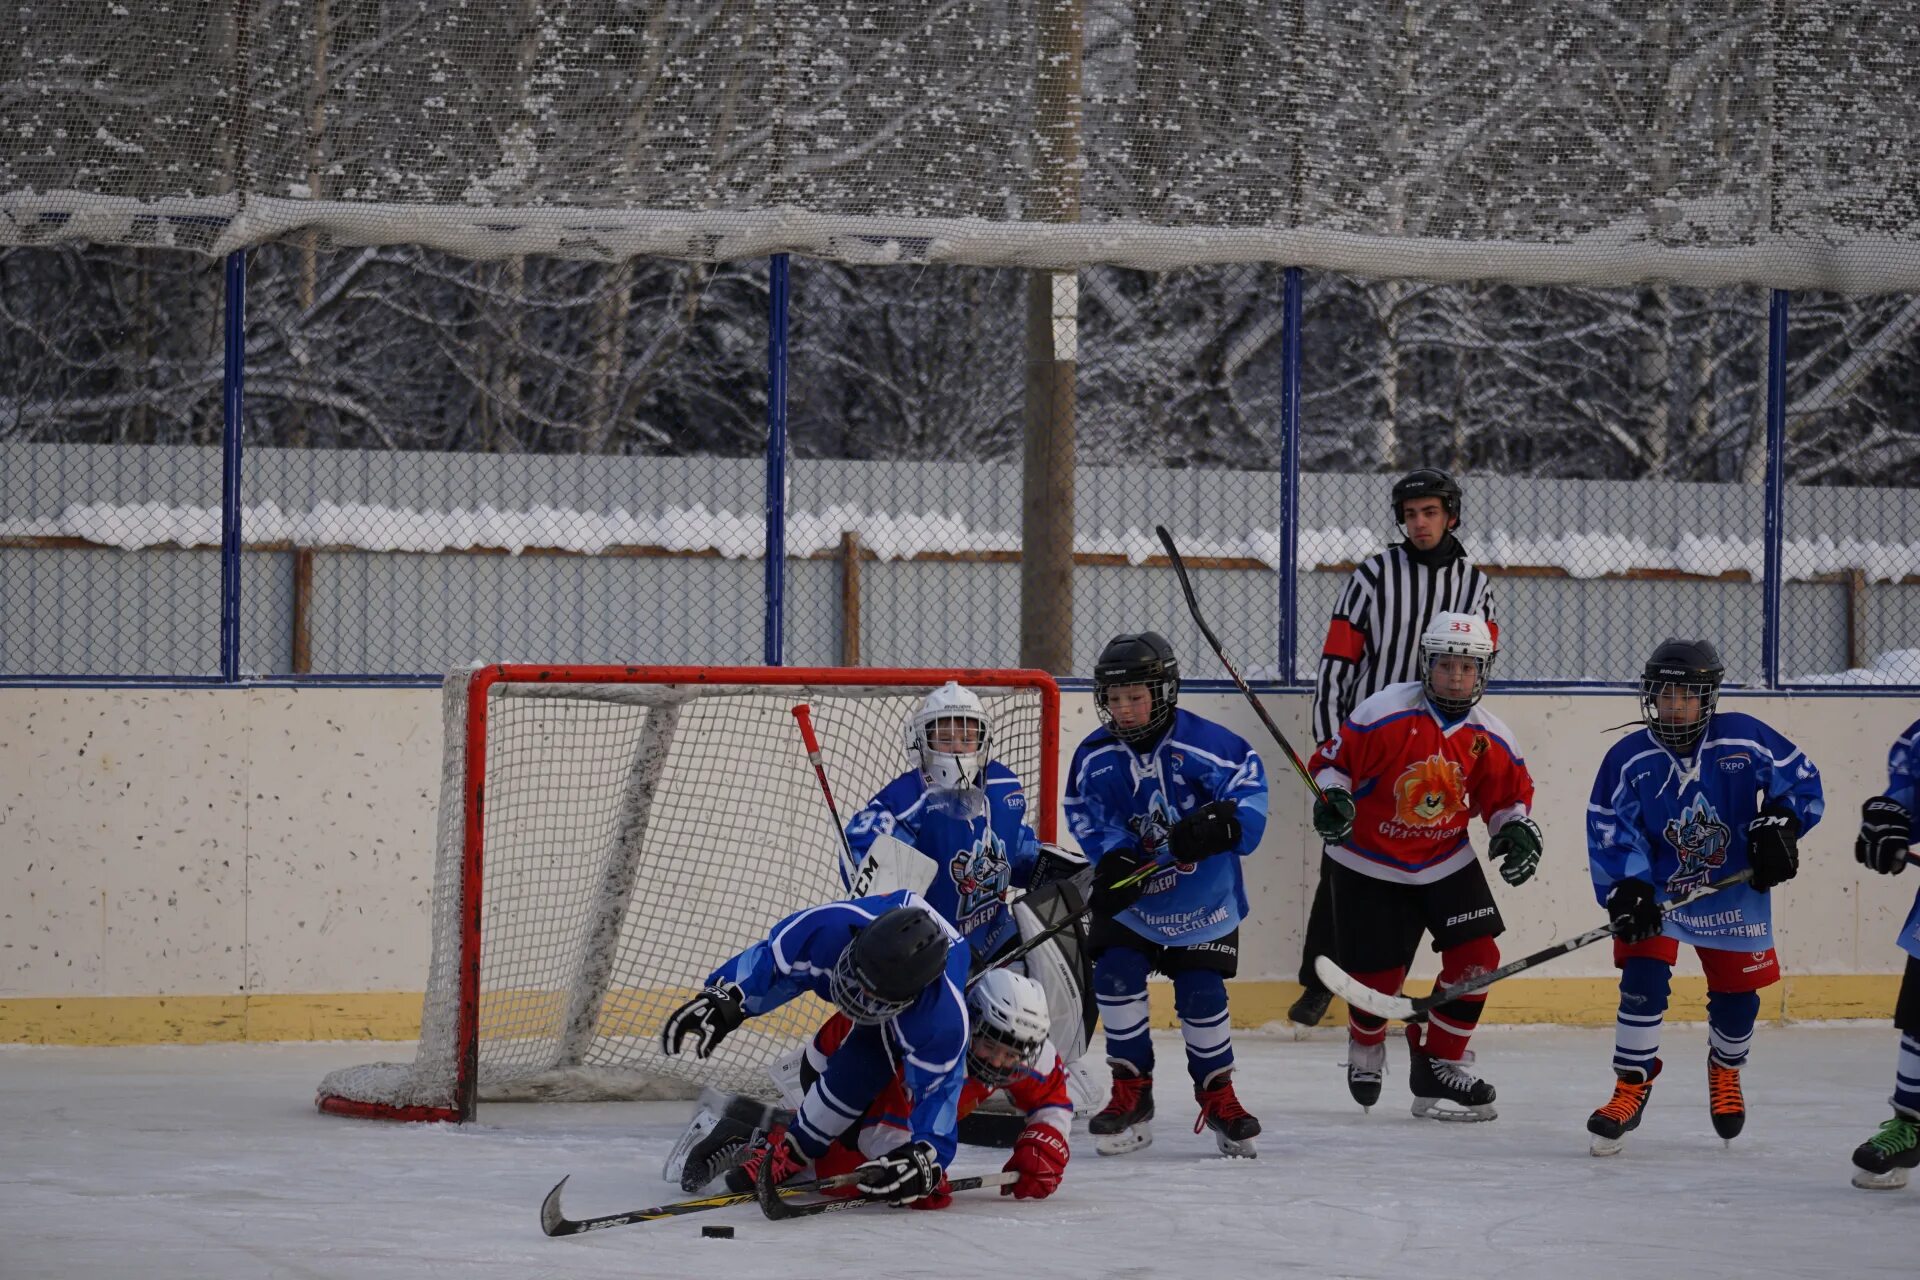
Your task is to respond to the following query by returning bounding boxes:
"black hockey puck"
[701,1225,735,1239]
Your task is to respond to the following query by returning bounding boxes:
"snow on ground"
[4,1025,1914,1280]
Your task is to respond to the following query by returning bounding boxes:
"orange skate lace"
[1595,1075,1653,1125]
[1708,1060,1743,1117]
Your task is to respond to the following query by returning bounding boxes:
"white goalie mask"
[1418,612,1496,719]
[904,681,992,793]
[966,969,1051,1087]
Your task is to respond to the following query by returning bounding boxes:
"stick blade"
[1313,955,1417,1021]
[540,1175,574,1237]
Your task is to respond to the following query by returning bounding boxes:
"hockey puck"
[700,1225,735,1240]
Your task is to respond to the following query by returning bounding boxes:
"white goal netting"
[317,664,1057,1121]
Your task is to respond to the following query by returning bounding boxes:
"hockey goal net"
[316,664,1060,1122]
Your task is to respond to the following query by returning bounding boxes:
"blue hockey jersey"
[1587,710,1824,951]
[845,763,1041,960]
[706,890,973,1163]
[1064,708,1270,945]
[1879,717,1920,961]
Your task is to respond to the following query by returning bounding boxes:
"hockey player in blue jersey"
[1847,718,1920,1190]
[1584,638,1823,1155]
[659,892,969,1205]
[1066,632,1271,1157]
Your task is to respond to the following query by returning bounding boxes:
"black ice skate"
[665,1088,786,1192]
[1192,1067,1260,1158]
[1588,1060,1660,1156]
[1707,1055,1745,1143]
[1406,1025,1496,1122]
[1850,1108,1920,1190]
[1346,1037,1385,1111]
[1089,1059,1154,1156]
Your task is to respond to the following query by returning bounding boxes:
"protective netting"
[317,667,1054,1119]
[6,1,1919,291]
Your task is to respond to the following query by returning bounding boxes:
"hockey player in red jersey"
[1305,611,1541,1121]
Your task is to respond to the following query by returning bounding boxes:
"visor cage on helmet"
[1093,633,1180,745]
[967,1017,1044,1088]
[828,945,916,1026]
[965,970,1050,1087]
[1417,613,1494,719]
[910,711,990,791]
[1640,673,1721,752]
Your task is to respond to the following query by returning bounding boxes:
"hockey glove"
[1001,1124,1069,1200]
[1312,788,1356,843]
[1746,803,1800,892]
[1857,796,1912,877]
[1604,878,1663,944]
[1167,800,1242,862]
[1030,841,1091,887]
[1090,849,1153,916]
[660,981,746,1059]
[1489,816,1543,887]
[855,1139,943,1203]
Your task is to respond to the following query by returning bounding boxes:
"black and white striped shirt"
[1311,538,1496,745]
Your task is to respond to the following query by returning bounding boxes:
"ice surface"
[4,1026,1914,1279]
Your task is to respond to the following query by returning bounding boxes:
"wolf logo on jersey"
[948,831,1012,931]
[1661,794,1731,895]
[1394,754,1469,826]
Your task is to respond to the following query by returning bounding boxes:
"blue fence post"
[1762,289,1788,690]
[219,249,247,683]
[764,253,790,667]
[1279,266,1303,686]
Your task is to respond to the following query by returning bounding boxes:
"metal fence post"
[1279,266,1303,687]
[220,248,247,683]
[1762,289,1788,689]
[765,253,790,667]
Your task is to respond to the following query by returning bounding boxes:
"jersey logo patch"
[1392,754,1468,827]
[1469,734,1488,759]
[949,831,1011,923]
[1661,794,1731,894]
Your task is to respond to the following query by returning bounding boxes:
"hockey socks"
[1422,935,1498,1062]
[1611,956,1671,1079]
[1895,1030,1920,1117]
[1173,969,1234,1085]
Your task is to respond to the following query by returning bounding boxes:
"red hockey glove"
[1001,1125,1069,1200]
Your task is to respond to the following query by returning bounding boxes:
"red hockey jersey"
[1307,681,1534,884]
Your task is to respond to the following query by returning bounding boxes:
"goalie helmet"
[1392,467,1463,530]
[904,681,992,792]
[965,969,1051,1088]
[1640,638,1723,755]
[1418,612,1495,719]
[1092,631,1180,745]
[829,905,952,1025]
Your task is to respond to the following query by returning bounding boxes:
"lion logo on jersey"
[1393,754,1469,827]
[1661,794,1730,895]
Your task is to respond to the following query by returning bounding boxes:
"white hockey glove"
[660,981,746,1059]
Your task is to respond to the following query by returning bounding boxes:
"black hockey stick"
[1314,868,1757,1022]
[1155,525,1324,802]
[755,1136,1018,1220]
[539,1173,828,1236]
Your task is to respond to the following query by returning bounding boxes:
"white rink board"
[3,1027,1914,1280]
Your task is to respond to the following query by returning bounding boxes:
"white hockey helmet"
[904,681,992,792]
[966,968,1051,1087]
[1418,612,1495,718]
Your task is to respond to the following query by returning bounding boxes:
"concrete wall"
[2,685,1915,1042]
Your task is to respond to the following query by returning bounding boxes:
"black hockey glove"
[1312,787,1356,843]
[1167,800,1242,862]
[1089,849,1153,917]
[660,980,746,1059]
[1030,841,1091,887]
[1745,803,1800,892]
[1604,878,1662,944]
[1489,816,1543,887]
[1857,796,1912,877]
[856,1139,943,1203]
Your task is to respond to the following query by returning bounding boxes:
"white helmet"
[966,969,1051,1087]
[1418,612,1495,718]
[904,681,992,792]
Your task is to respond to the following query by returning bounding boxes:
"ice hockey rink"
[5,1025,1912,1280]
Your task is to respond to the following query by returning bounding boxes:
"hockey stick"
[754,1134,1017,1220]
[1156,524,1324,802]
[793,704,862,888]
[539,1173,836,1236]
[1314,868,1757,1022]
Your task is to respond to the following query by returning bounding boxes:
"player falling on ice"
[1306,611,1542,1122]
[1584,638,1822,1155]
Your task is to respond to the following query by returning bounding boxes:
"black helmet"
[1639,638,1724,754]
[1392,468,1463,529]
[829,906,951,1025]
[1092,631,1180,745]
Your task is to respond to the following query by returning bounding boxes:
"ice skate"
[1850,1109,1920,1190]
[1707,1055,1745,1143]
[665,1088,780,1192]
[1345,1037,1386,1112]
[1088,1059,1154,1156]
[722,1127,809,1193]
[1406,1025,1496,1122]
[1588,1060,1659,1156]
[1192,1067,1260,1158]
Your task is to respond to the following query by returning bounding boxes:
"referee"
[1289,467,1499,1026]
